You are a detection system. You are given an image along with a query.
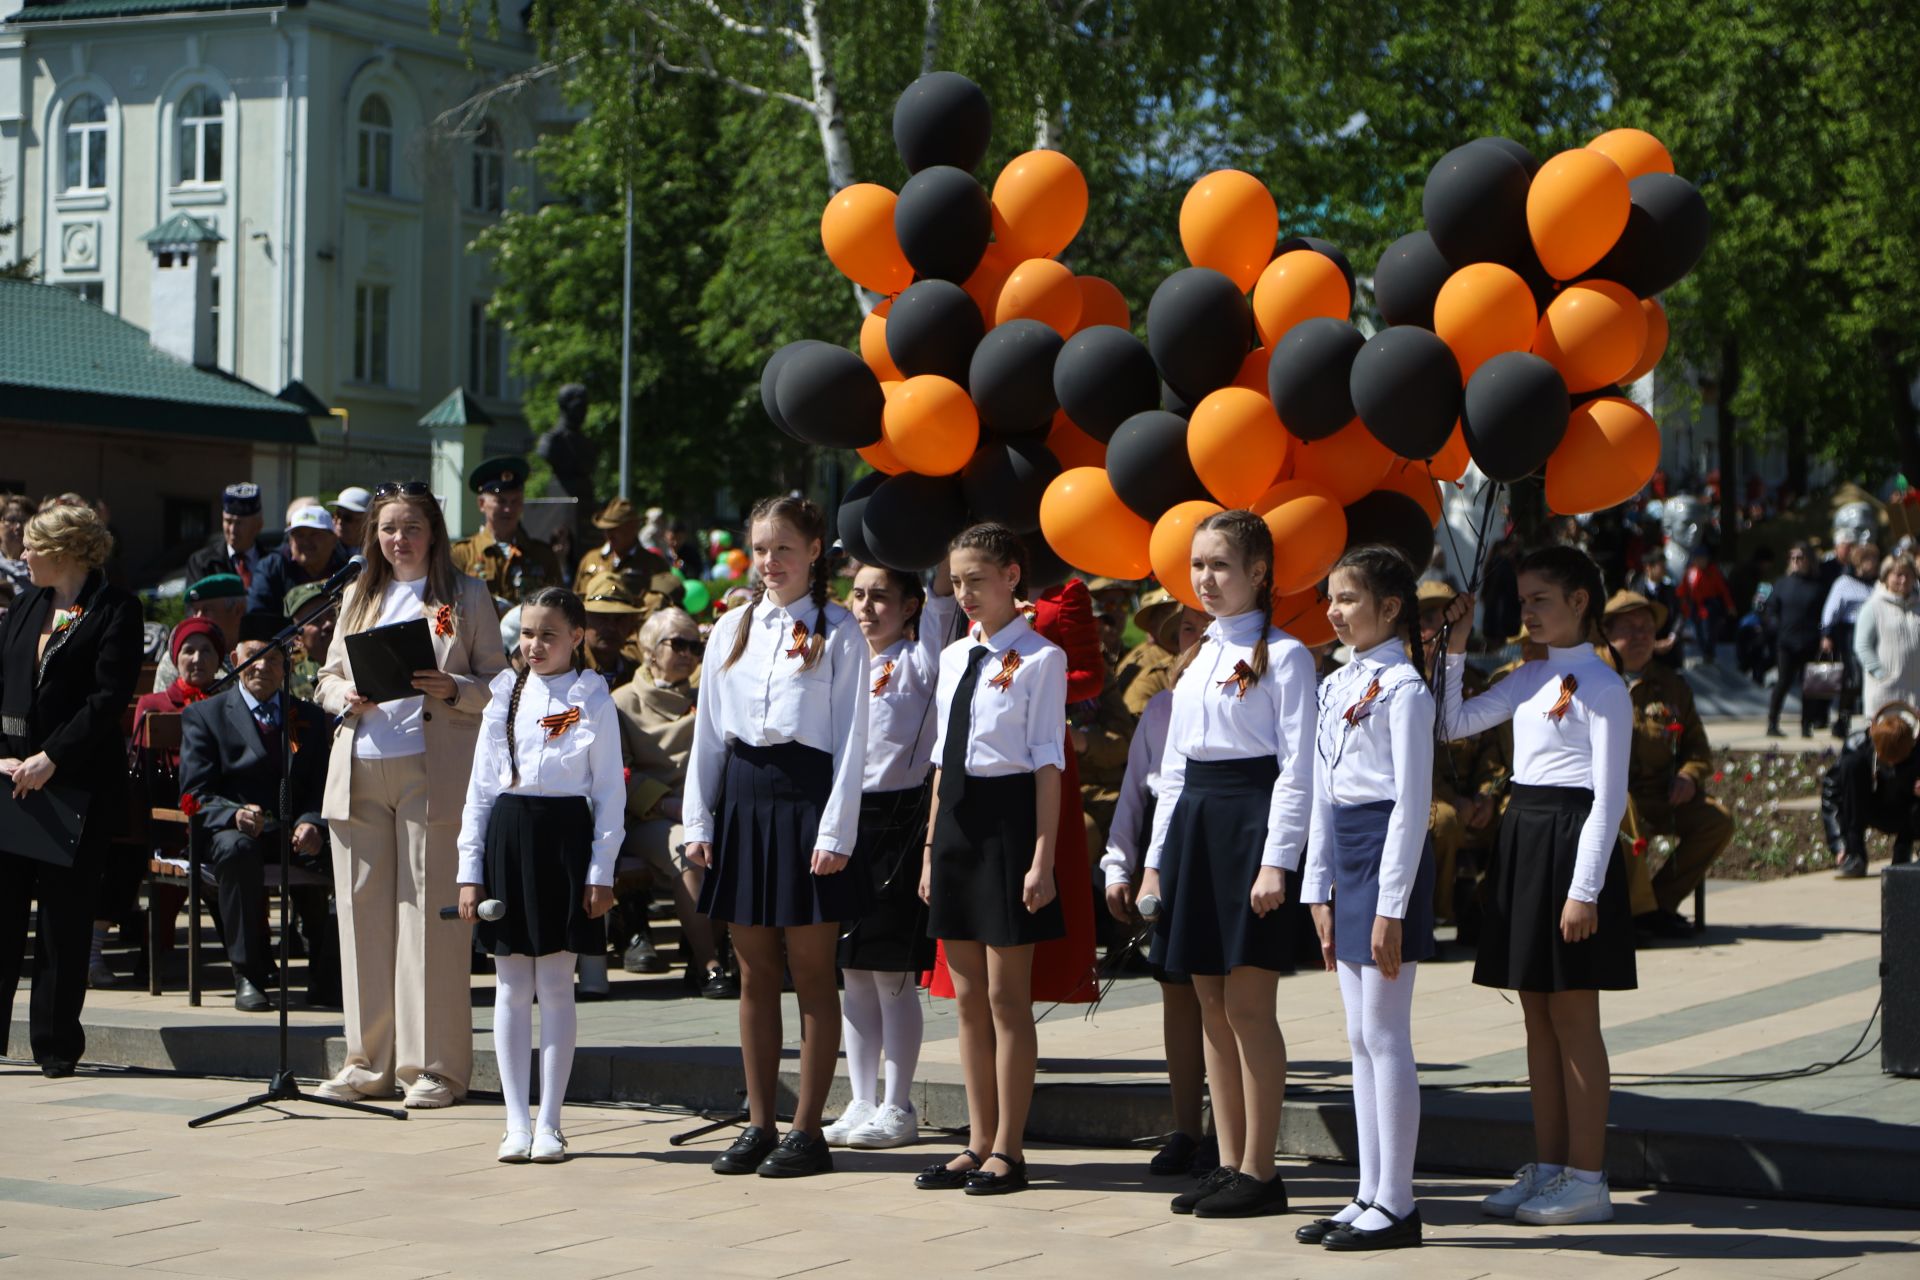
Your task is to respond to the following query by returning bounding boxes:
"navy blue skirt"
[1328,800,1437,967]
[699,741,873,929]
[1153,756,1295,976]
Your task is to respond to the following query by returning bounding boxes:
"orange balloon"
[1040,467,1154,579]
[858,436,909,476]
[1527,149,1631,281]
[1046,411,1106,471]
[962,242,1017,326]
[820,184,913,295]
[991,150,1089,261]
[859,299,903,383]
[1429,423,1472,483]
[1533,279,1648,392]
[1380,458,1443,524]
[882,375,979,476]
[1621,297,1668,385]
[1273,584,1336,647]
[1074,275,1131,332]
[997,257,1082,337]
[1257,479,1347,595]
[1587,127,1675,181]
[1253,250,1352,348]
[1433,263,1537,383]
[1234,346,1271,393]
[1545,397,1661,515]
[1288,418,1393,507]
[1188,387,1289,508]
[1179,169,1278,293]
[1150,500,1226,609]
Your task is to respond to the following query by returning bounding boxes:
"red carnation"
[622,766,632,784]
[1666,721,1684,735]
[1713,771,1725,783]
[1744,772,1755,782]
[178,792,201,818]
[1631,837,1648,857]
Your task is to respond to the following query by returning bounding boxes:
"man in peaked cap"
[186,482,268,590]
[580,571,645,689]
[575,497,668,586]
[154,572,248,689]
[450,456,562,613]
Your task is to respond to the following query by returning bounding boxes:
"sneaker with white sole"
[847,1102,918,1149]
[403,1072,458,1109]
[1515,1171,1613,1226]
[497,1130,533,1163]
[821,1098,876,1147]
[313,1074,395,1103]
[530,1126,569,1163]
[1481,1163,1553,1218]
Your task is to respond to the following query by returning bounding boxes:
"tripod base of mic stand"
[670,1089,756,1146]
[188,1070,410,1128]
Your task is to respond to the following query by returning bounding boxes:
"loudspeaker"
[1885,864,1920,1077]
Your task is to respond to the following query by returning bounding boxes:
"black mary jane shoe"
[1321,1205,1423,1251]
[711,1124,778,1175]
[963,1152,1029,1196]
[914,1148,982,1190]
[1295,1200,1370,1245]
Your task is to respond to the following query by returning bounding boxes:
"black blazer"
[185,540,266,590]
[0,571,144,785]
[178,687,329,834]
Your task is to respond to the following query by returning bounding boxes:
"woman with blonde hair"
[1853,553,1920,720]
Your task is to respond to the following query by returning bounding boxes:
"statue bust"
[537,382,598,544]
[1660,494,1712,580]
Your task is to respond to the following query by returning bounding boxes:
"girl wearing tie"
[916,524,1068,1195]
[1440,545,1634,1227]
[683,497,869,1179]
[1137,509,1314,1220]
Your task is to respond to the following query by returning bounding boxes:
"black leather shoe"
[711,1125,778,1174]
[1170,1164,1237,1215]
[963,1152,1028,1196]
[623,933,669,974]
[1148,1131,1199,1176]
[1634,910,1693,941]
[758,1129,833,1178]
[700,967,741,1000]
[39,1060,76,1079]
[914,1149,981,1190]
[1296,1200,1369,1244]
[234,974,273,1012]
[1193,1170,1289,1218]
[1836,858,1868,880]
[1322,1204,1423,1250]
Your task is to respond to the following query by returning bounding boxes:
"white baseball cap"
[288,506,336,532]
[332,486,371,513]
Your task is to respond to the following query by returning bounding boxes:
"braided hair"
[1331,544,1426,685]
[1170,508,1275,687]
[1517,544,1623,676]
[506,587,590,786]
[948,522,1030,600]
[722,495,831,672]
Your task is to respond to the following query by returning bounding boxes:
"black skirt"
[1153,757,1295,976]
[478,794,606,958]
[1474,783,1637,993]
[838,783,936,972]
[927,771,1064,948]
[699,741,872,929]
[1329,800,1437,967]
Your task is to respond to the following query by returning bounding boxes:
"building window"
[468,300,507,398]
[470,120,505,214]
[63,94,108,192]
[59,280,104,305]
[176,86,223,185]
[353,283,391,385]
[356,96,393,194]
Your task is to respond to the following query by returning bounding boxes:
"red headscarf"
[164,616,227,708]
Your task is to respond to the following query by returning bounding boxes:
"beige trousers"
[328,753,472,1095]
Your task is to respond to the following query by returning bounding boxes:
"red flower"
[1631,837,1648,857]
[622,766,632,784]
[1666,721,1684,735]
[1743,772,1755,782]
[1713,771,1725,783]
[178,792,201,818]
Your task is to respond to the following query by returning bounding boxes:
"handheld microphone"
[1136,893,1162,921]
[440,899,505,921]
[320,554,368,596]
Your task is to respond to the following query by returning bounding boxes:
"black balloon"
[1589,172,1710,298]
[894,165,990,283]
[1146,267,1253,402]
[1343,491,1435,570]
[962,438,1061,533]
[1105,409,1211,521]
[1471,135,1541,178]
[1371,231,1453,330]
[837,470,887,565]
[1022,529,1075,591]
[893,71,992,175]
[1571,383,1625,408]
[1268,317,1365,442]
[1349,326,1463,461]
[1277,235,1356,308]
[1461,351,1570,483]
[774,344,883,449]
[969,319,1064,434]
[1052,325,1160,442]
[862,472,969,572]
[1422,142,1531,272]
[760,340,831,440]
[1160,379,1197,419]
[886,279,985,386]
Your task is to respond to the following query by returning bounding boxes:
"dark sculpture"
[537,382,598,546]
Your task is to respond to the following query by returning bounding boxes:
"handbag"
[1801,660,1846,700]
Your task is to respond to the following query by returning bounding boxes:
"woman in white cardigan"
[1853,554,1920,718]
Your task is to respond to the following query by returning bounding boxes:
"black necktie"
[938,645,992,812]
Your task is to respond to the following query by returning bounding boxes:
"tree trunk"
[796,0,869,317]
[1716,338,1741,558]
[1875,328,1920,483]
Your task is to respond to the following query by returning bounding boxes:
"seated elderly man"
[248,505,348,615]
[153,573,248,689]
[179,612,337,1011]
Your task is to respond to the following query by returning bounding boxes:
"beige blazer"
[315,571,508,823]
[610,675,695,822]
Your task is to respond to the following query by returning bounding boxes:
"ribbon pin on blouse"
[785,619,810,660]
[1218,659,1256,699]
[871,658,895,696]
[1342,675,1383,726]
[539,706,581,739]
[51,605,85,635]
[1545,674,1578,721]
[986,649,1022,691]
[433,603,454,637]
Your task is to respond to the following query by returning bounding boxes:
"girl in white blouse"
[457,588,622,1164]
[1439,545,1634,1228]
[1138,509,1315,1221]
[1300,546,1436,1252]
[683,496,870,1179]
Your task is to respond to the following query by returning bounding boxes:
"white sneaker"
[1481,1163,1553,1218]
[1515,1171,1613,1226]
[847,1102,919,1149]
[314,1074,395,1103]
[497,1130,533,1163]
[403,1072,458,1109]
[821,1098,876,1147]
[530,1126,569,1163]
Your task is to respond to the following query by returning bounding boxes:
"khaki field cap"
[1603,588,1668,633]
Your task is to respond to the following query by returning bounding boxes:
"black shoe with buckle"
[1322,1204,1423,1250]
[758,1129,833,1178]
[915,1148,981,1190]
[1193,1170,1289,1218]
[700,967,740,1000]
[1296,1199,1369,1244]
[963,1152,1028,1196]
[711,1125,778,1175]
[1171,1164,1237,1215]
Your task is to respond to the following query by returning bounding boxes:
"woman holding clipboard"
[314,482,506,1108]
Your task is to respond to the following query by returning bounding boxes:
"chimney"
[139,212,222,367]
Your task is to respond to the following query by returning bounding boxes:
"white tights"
[494,952,578,1135]
[1335,960,1420,1230]
[840,969,923,1111]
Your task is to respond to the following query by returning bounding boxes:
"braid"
[505,664,531,787]
[721,589,763,672]
[1169,632,1210,684]
[1248,561,1273,684]
[800,548,830,672]
[728,493,831,672]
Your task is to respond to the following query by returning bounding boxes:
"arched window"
[63,94,108,193]
[356,95,393,194]
[469,120,504,213]
[176,86,223,185]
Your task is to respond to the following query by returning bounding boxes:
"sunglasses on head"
[373,481,432,498]
[663,636,704,656]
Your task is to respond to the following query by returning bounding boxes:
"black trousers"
[1770,645,1827,731]
[206,828,337,993]
[0,852,98,1065]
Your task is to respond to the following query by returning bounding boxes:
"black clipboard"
[345,617,439,703]
[0,782,88,867]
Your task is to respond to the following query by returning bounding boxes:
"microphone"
[440,899,505,921]
[1136,893,1162,921]
[320,554,368,596]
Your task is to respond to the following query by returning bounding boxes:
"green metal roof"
[0,279,314,445]
[140,212,222,246]
[6,1,294,22]
[418,387,493,429]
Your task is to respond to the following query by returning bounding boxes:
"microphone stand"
[190,568,406,1127]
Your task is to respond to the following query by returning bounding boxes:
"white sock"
[841,969,882,1107]
[533,951,577,1133]
[1332,1200,1366,1225]
[1342,961,1420,1231]
[1537,1162,1566,1178]
[493,954,535,1135]
[875,971,924,1113]
[1568,1167,1605,1185]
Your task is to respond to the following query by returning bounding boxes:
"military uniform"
[1429,662,1510,921]
[1620,660,1734,917]
[450,524,563,609]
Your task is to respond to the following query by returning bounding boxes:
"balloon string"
[1432,476,1504,768]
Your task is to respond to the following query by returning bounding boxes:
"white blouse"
[457,668,626,888]
[863,593,960,793]
[930,614,1069,777]
[683,595,869,855]
[1146,610,1316,872]
[1302,638,1435,918]
[1440,645,1631,904]
[352,576,430,760]
[1100,689,1173,887]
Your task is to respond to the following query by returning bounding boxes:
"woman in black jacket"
[0,502,143,1075]
[1765,542,1829,739]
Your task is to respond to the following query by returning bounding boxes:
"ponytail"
[1518,544,1623,677]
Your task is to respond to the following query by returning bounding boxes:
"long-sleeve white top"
[1100,689,1172,887]
[1302,638,1435,916]
[1822,573,1872,630]
[930,614,1068,776]
[1438,645,1630,904]
[457,667,626,888]
[1145,610,1316,873]
[683,596,870,854]
[862,593,959,793]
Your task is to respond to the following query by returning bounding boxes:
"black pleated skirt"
[699,741,872,928]
[1153,757,1295,976]
[478,794,606,958]
[838,783,936,972]
[1474,783,1637,993]
[927,771,1064,947]
[1329,800,1437,967]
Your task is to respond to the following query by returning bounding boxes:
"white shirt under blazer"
[863,592,960,793]
[1302,638,1435,918]
[683,596,870,855]
[1146,610,1316,873]
[1439,645,1631,904]
[1100,689,1173,887]
[929,614,1068,777]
